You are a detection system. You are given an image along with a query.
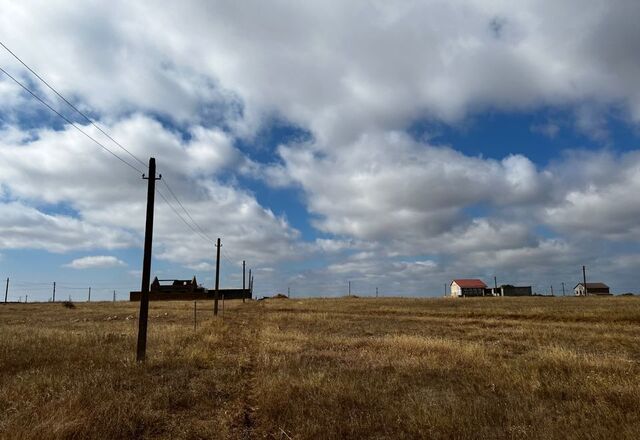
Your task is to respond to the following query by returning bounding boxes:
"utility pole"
[52,282,56,302]
[550,285,554,296]
[248,269,252,298]
[348,281,351,296]
[287,286,290,298]
[582,265,588,297]
[444,283,447,297]
[562,282,565,296]
[4,278,8,303]
[136,157,161,363]
[113,290,116,302]
[242,260,246,303]
[376,286,379,298]
[25,294,28,303]
[494,276,497,289]
[88,287,91,302]
[214,238,221,316]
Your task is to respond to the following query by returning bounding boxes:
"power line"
[0,43,239,259]
[0,66,144,175]
[0,42,223,249]
[156,188,214,244]
[161,179,215,243]
[0,41,148,170]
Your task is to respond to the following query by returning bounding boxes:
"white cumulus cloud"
[65,255,126,269]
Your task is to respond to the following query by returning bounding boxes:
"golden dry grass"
[1,296,639,439]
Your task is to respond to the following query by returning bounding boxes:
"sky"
[2,0,640,301]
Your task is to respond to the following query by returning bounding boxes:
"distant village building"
[497,285,532,296]
[451,280,532,297]
[151,277,203,294]
[130,276,251,301]
[574,282,610,296]
[450,279,487,297]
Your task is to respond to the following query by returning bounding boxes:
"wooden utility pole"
[582,265,588,297]
[52,282,56,302]
[88,287,91,302]
[376,286,379,298]
[4,278,8,303]
[550,285,554,296]
[494,276,497,289]
[248,269,252,297]
[113,290,116,302]
[348,281,351,296]
[242,260,246,303]
[136,157,161,363]
[287,286,290,298]
[562,282,565,296]
[214,238,221,316]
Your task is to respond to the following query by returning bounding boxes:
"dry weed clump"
[1,297,639,439]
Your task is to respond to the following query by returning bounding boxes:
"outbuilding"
[450,279,488,297]
[574,282,610,296]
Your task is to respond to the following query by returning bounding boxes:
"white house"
[450,279,488,297]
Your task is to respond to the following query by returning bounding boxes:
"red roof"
[452,279,487,288]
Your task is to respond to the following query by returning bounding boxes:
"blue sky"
[2,1,640,300]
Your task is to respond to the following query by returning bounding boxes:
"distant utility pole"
[562,282,565,296]
[113,290,116,302]
[376,286,379,298]
[582,265,588,297]
[136,157,161,363]
[248,269,252,297]
[214,238,221,316]
[550,285,554,296]
[444,283,447,297]
[25,294,28,303]
[52,282,56,302]
[4,278,8,304]
[494,276,498,289]
[88,287,91,302]
[242,260,246,303]
[348,281,351,296]
[288,286,290,298]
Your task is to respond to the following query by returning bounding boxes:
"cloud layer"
[1,1,640,295]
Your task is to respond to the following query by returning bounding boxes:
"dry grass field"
[1,296,639,439]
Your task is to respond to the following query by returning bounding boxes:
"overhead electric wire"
[0,66,145,175]
[1,43,217,245]
[221,249,242,268]
[156,188,215,244]
[161,179,215,243]
[1,42,233,262]
[0,41,148,170]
